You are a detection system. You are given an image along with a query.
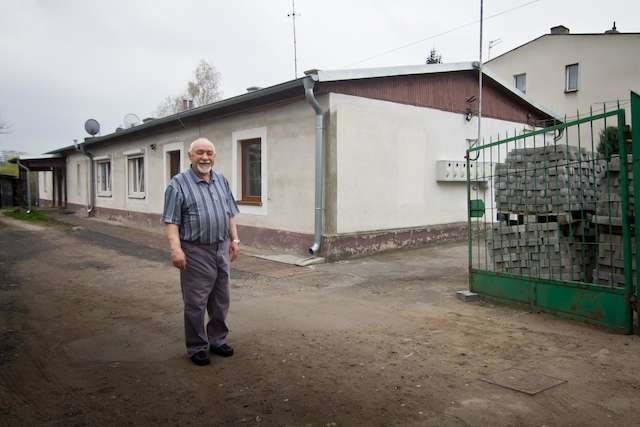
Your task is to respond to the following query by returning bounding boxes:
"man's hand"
[229,240,240,262]
[171,247,187,270]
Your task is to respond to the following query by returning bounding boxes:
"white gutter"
[74,140,95,216]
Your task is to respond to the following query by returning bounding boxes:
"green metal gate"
[466,91,640,333]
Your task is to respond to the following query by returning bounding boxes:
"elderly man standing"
[162,137,240,366]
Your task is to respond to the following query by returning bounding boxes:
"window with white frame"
[96,159,112,196]
[514,73,526,93]
[565,63,579,92]
[232,127,268,215]
[162,142,185,185]
[127,154,145,198]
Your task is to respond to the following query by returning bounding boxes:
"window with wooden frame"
[239,138,262,205]
[168,150,181,178]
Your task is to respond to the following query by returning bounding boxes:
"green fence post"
[467,149,473,290]
[617,109,633,333]
[631,91,640,333]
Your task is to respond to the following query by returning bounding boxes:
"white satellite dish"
[123,113,141,129]
[84,118,100,136]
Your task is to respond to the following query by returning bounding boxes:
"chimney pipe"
[550,25,570,35]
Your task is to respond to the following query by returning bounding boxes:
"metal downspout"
[75,140,95,216]
[16,160,32,213]
[303,76,324,255]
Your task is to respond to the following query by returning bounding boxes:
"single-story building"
[28,62,558,259]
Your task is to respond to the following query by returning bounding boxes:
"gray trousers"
[180,240,230,356]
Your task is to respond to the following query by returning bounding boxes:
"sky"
[1,0,638,155]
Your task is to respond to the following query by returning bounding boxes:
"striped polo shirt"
[162,167,240,244]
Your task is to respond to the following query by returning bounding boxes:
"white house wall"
[38,171,53,202]
[331,93,528,234]
[61,96,321,234]
[196,97,321,234]
[65,153,89,207]
[487,34,640,141]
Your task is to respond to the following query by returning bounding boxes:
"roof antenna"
[605,21,619,34]
[488,38,502,60]
[287,0,300,78]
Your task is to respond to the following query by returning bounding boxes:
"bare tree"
[426,48,443,64]
[155,95,184,118]
[155,60,223,118]
[187,60,222,107]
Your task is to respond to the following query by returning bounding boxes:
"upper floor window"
[565,63,579,92]
[514,73,526,93]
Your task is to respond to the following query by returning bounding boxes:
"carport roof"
[11,154,65,171]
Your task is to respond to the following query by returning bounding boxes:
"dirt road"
[1,215,640,426]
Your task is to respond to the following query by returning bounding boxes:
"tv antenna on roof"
[488,38,502,60]
[123,113,141,129]
[287,0,300,78]
[84,118,100,136]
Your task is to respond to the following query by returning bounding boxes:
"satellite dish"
[123,113,141,129]
[84,118,100,136]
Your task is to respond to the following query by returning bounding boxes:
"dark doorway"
[169,151,181,178]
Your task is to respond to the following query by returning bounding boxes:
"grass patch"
[1,208,50,222]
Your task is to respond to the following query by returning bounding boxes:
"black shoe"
[190,350,210,366]
[210,343,234,357]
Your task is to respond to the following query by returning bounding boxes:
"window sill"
[564,89,578,94]
[238,200,263,207]
[128,193,146,199]
[97,192,112,198]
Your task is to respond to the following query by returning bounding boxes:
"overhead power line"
[344,0,541,68]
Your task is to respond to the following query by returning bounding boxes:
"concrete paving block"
[456,290,480,302]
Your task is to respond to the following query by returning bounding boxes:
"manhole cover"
[480,367,566,395]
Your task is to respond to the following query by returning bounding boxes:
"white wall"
[38,171,52,202]
[61,97,322,234]
[197,97,321,233]
[331,93,530,233]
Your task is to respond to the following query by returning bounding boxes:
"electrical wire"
[343,0,542,68]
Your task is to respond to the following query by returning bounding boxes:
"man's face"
[189,142,216,175]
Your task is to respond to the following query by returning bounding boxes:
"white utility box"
[435,160,493,182]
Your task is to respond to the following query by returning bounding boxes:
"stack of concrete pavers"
[495,146,603,214]
[488,221,594,281]
[489,145,603,282]
[592,154,636,287]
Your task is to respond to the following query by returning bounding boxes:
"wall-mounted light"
[465,108,473,122]
[150,143,157,151]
